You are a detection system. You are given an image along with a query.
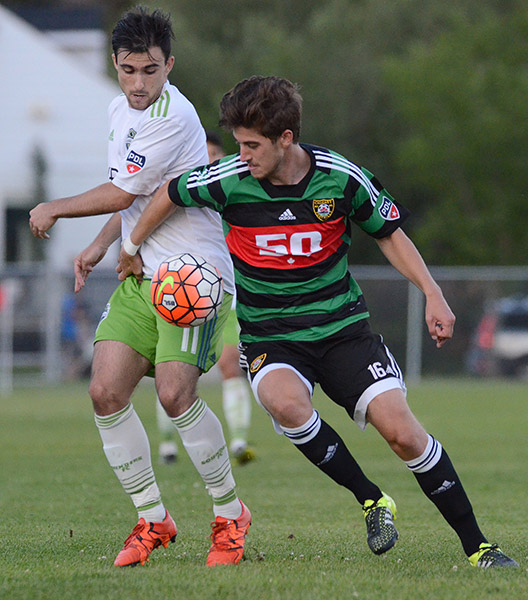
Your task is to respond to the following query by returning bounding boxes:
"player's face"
[113,47,174,111]
[233,127,288,181]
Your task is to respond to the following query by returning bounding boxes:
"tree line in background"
[11,0,528,265]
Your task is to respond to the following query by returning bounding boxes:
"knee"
[257,369,313,428]
[89,379,124,415]
[261,392,311,428]
[385,428,427,461]
[269,398,298,425]
[368,393,428,460]
[157,384,195,418]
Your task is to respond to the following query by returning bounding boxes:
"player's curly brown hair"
[219,76,302,142]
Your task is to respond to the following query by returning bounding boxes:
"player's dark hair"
[206,130,224,150]
[219,76,302,142]
[112,6,174,63]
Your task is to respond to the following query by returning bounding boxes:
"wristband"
[122,236,140,256]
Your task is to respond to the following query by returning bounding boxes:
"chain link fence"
[2,264,528,393]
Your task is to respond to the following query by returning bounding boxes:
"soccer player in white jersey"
[28,6,250,567]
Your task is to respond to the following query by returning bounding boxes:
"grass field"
[1,378,526,599]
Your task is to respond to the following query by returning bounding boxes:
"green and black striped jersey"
[167,143,409,343]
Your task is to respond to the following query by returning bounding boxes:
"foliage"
[7,0,528,264]
[157,0,528,265]
[384,3,528,264]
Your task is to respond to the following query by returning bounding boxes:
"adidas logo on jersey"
[279,209,296,220]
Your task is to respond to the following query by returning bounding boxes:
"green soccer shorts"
[94,276,232,372]
[222,304,240,348]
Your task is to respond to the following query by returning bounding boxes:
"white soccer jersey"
[107,81,234,292]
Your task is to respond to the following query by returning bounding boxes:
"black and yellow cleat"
[363,492,398,555]
[468,543,519,569]
[235,447,256,466]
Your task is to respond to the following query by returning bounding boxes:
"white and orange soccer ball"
[150,253,224,327]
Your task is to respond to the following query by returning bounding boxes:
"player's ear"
[112,54,118,71]
[165,56,175,75]
[279,129,294,148]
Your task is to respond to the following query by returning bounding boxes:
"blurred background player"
[60,289,93,380]
[157,130,255,465]
[205,130,226,162]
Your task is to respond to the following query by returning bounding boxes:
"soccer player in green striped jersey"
[118,76,517,568]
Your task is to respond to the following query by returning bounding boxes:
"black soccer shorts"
[239,319,406,430]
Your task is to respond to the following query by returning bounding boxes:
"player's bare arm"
[74,213,122,293]
[116,180,176,280]
[376,228,455,348]
[29,182,136,239]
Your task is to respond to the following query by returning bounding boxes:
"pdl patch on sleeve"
[126,150,146,174]
[379,196,400,221]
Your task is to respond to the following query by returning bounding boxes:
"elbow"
[114,193,136,212]
[108,182,136,211]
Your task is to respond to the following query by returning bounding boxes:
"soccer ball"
[150,253,224,327]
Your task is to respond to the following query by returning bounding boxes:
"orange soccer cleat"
[206,501,251,566]
[114,511,177,567]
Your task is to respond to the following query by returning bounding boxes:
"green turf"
[0,378,526,599]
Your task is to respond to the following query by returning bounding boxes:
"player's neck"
[267,144,310,186]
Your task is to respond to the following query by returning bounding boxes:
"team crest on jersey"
[250,353,267,373]
[313,198,335,221]
[126,150,146,174]
[379,196,400,221]
[125,128,137,150]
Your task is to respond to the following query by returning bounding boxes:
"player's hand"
[73,243,108,293]
[28,203,57,239]
[116,248,144,283]
[425,291,456,348]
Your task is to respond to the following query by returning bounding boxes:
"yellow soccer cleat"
[468,543,519,569]
[363,492,398,555]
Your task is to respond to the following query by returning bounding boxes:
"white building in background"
[0,4,120,270]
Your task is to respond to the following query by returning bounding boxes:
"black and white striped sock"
[407,434,486,556]
[282,410,382,505]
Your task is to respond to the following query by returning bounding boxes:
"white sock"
[156,395,178,458]
[171,397,240,519]
[405,434,443,473]
[222,376,252,453]
[95,403,166,523]
[156,395,176,438]
[281,410,321,445]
